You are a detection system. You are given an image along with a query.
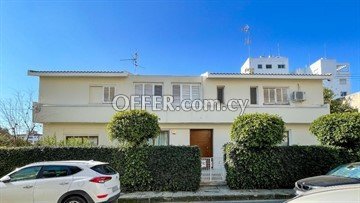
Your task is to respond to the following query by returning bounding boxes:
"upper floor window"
[103,86,115,103]
[217,86,225,104]
[250,87,258,105]
[278,64,285,69]
[263,87,289,105]
[134,83,163,106]
[340,91,347,97]
[172,84,201,105]
[339,79,347,85]
[134,83,163,96]
[258,64,263,69]
[266,64,272,69]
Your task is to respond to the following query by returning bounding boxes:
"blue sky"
[0,0,359,99]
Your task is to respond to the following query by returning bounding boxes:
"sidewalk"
[118,185,295,202]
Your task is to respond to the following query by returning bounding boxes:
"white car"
[285,183,360,203]
[0,160,120,203]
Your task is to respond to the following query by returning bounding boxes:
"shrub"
[0,146,201,192]
[0,134,31,147]
[230,113,285,148]
[310,113,360,150]
[107,110,161,147]
[224,143,357,189]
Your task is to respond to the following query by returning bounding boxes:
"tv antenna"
[120,52,145,74]
[242,24,251,57]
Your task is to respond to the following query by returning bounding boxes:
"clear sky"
[0,0,359,99]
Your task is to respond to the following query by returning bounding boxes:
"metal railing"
[201,157,226,182]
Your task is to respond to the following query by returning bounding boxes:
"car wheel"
[63,196,87,203]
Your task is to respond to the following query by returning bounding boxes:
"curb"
[118,193,295,202]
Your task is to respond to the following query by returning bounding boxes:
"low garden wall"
[0,146,201,192]
[224,143,358,189]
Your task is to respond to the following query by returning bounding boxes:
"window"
[266,64,272,69]
[257,64,262,69]
[341,91,347,97]
[103,86,115,103]
[278,64,285,69]
[217,86,225,104]
[172,84,201,105]
[339,79,347,85]
[91,164,117,175]
[66,136,98,146]
[250,87,258,104]
[148,131,169,146]
[10,166,42,182]
[134,83,163,106]
[263,87,289,105]
[280,131,290,146]
[40,165,70,178]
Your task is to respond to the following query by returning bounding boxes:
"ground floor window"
[66,136,99,146]
[280,131,290,146]
[148,131,169,146]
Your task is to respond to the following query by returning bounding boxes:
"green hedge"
[0,146,201,192]
[224,143,358,189]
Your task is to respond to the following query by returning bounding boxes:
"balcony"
[33,103,330,124]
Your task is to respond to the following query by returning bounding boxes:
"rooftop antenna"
[277,43,280,56]
[120,52,145,74]
[242,25,251,58]
[323,43,327,59]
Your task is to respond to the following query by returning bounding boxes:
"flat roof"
[28,70,130,77]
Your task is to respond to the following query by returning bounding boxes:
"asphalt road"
[187,200,286,203]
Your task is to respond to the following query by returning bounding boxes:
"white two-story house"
[29,70,330,163]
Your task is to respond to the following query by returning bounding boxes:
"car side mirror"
[0,175,11,183]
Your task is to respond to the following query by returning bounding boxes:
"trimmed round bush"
[230,113,285,148]
[310,112,360,150]
[107,110,161,147]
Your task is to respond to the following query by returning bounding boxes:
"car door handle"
[59,182,69,185]
[23,185,33,189]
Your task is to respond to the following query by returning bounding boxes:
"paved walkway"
[118,185,295,202]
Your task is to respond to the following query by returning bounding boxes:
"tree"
[107,110,160,148]
[0,126,30,147]
[230,113,285,148]
[323,88,357,114]
[310,112,360,150]
[0,91,40,140]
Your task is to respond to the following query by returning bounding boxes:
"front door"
[190,129,213,157]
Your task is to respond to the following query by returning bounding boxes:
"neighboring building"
[240,56,289,74]
[345,92,360,112]
[29,70,330,168]
[18,131,42,144]
[309,58,350,98]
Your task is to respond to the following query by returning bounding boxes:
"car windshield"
[328,164,360,179]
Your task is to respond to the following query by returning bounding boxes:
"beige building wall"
[34,72,329,160]
[345,92,360,112]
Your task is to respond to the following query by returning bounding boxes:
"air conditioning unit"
[291,91,306,102]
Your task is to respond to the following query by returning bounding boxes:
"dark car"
[295,162,360,195]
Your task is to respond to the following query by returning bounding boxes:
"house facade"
[29,70,330,164]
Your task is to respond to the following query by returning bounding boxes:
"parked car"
[285,184,360,203]
[0,160,120,203]
[294,162,360,195]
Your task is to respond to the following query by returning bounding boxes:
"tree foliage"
[323,88,357,113]
[0,127,30,147]
[36,135,93,147]
[230,113,285,148]
[310,112,360,150]
[107,110,161,148]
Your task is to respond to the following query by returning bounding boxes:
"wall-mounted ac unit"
[291,91,306,102]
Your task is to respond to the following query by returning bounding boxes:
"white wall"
[241,57,289,74]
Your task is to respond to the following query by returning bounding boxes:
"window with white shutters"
[103,86,115,103]
[134,83,163,106]
[263,87,289,105]
[172,84,201,105]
